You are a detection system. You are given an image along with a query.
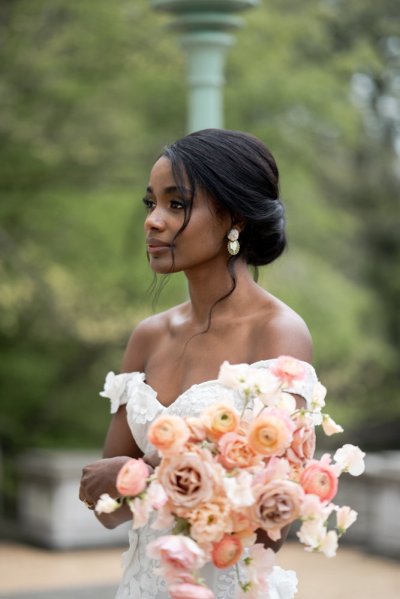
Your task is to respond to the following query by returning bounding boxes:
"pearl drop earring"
[227,228,240,256]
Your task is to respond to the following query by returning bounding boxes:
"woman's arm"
[79,320,159,528]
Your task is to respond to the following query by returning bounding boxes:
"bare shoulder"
[254,297,313,364]
[121,303,187,372]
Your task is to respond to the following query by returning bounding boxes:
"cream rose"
[158,453,215,508]
[251,479,304,541]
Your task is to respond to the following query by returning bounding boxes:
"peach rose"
[189,498,231,544]
[251,479,304,541]
[270,356,306,384]
[148,415,190,455]
[146,534,206,572]
[300,455,338,502]
[169,583,215,599]
[201,402,240,441]
[211,534,243,569]
[158,453,215,508]
[116,458,150,497]
[286,417,316,465]
[218,432,263,470]
[247,408,295,457]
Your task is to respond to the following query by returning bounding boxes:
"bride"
[79,128,316,599]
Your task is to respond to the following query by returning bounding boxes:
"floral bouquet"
[96,357,365,599]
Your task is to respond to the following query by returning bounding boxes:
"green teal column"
[150,1,260,133]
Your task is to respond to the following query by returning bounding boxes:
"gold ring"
[83,499,95,510]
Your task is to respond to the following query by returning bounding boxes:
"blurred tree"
[0,0,398,481]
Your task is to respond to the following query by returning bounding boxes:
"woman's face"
[144,157,231,274]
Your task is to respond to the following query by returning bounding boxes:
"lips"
[146,238,172,253]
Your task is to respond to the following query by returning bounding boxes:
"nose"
[144,206,166,232]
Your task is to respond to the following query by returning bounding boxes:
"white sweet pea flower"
[336,506,358,534]
[223,471,255,507]
[334,444,366,476]
[322,414,344,436]
[218,361,251,390]
[297,519,326,548]
[310,381,327,411]
[95,493,120,514]
[127,496,152,529]
[319,530,338,558]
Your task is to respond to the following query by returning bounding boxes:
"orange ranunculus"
[218,432,263,470]
[148,414,190,455]
[201,402,240,441]
[211,534,243,569]
[247,408,294,457]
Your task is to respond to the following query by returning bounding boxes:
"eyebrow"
[146,185,192,195]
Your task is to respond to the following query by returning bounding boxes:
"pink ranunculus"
[168,583,215,599]
[211,534,243,569]
[247,408,295,457]
[251,479,304,541]
[286,416,316,465]
[146,535,206,572]
[116,458,150,497]
[300,455,339,502]
[158,453,215,508]
[270,356,307,385]
[148,414,190,455]
[218,432,262,470]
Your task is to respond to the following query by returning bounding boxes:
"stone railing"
[14,449,400,557]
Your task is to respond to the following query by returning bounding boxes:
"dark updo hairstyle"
[162,128,287,268]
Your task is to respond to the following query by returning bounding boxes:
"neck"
[185,258,256,325]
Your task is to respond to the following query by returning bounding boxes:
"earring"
[227,228,240,256]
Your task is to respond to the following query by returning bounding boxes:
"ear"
[230,219,246,234]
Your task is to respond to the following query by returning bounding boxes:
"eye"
[142,197,155,211]
[170,199,187,210]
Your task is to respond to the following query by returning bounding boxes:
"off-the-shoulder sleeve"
[253,359,318,409]
[100,371,145,414]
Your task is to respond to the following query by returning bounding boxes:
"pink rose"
[169,583,215,599]
[116,458,150,497]
[218,432,262,470]
[300,455,338,502]
[211,534,243,569]
[251,479,304,541]
[148,415,190,455]
[158,453,215,508]
[286,417,316,465]
[270,356,306,385]
[146,535,206,572]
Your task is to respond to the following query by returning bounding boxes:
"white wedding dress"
[101,359,317,599]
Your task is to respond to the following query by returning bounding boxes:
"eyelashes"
[142,197,190,212]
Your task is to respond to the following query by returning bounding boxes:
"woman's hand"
[79,455,131,508]
[142,450,161,471]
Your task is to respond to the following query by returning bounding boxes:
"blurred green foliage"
[1,0,399,479]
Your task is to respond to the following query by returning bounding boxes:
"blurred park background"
[0,0,400,592]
